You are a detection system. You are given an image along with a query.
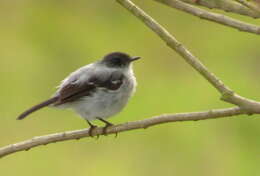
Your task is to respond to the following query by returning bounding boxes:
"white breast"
[70,68,136,121]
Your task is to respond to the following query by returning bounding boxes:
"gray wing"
[54,70,124,106]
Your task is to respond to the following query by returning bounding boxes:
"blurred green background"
[1,0,260,175]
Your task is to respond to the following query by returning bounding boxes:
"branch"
[118,0,231,94]
[155,0,260,35]
[0,107,246,159]
[116,0,260,113]
[235,0,260,14]
[181,0,260,18]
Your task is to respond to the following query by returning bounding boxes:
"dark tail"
[17,97,59,120]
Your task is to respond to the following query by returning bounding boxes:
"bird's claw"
[114,132,118,138]
[103,124,118,137]
[102,123,113,136]
[88,125,98,137]
[97,118,118,137]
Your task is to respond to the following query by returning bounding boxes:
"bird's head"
[101,52,140,68]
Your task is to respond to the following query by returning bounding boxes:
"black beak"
[130,56,141,62]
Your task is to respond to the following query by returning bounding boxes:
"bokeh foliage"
[1,0,260,175]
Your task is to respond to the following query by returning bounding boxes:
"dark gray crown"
[101,52,140,68]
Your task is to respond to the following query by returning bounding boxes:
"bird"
[17,52,140,136]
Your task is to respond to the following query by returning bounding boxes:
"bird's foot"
[89,125,98,137]
[86,120,98,137]
[98,118,117,136]
[103,123,113,136]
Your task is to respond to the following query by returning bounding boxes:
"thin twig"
[117,0,231,94]
[235,0,260,14]
[155,0,260,35]
[116,0,260,112]
[181,0,260,18]
[0,107,246,158]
